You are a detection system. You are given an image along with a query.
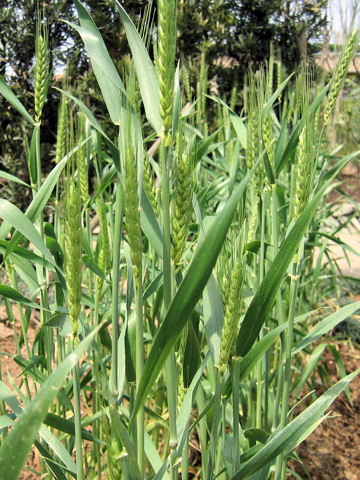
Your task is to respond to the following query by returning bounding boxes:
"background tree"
[0,0,328,207]
[178,0,327,97]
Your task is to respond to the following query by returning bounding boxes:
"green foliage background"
[0,0,327,209]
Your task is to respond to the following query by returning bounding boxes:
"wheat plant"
[0,2,359,480]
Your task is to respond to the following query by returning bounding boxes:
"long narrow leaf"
[115,1,162,134]
[72,0,125,125]
[5,157,67,252]
[0,76,34,124]
[0,284,40,309]
[0,323,102,480]
[130,168,253,423]
[236,161,348,357]
[0,170,31,187]
[231,370,359,479]
[293,301,360,354]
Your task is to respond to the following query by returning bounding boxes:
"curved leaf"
[73,0,125,125]
[0,76,34,125]
[0,170,31,188]
[130,168,253,424]
[115,1,162,134]
[231,370,360,479]
[0,284,39,309]
[0,199,53,264]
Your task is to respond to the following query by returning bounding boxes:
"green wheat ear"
[124,143,142,280]
[182,64,192,103]
[196,51,208,136]
[294,126,312,219]
[143,154,159,217]
[324,30,359,127]
[171,151,193,273]
[65,177,83,345]
[157,0,177,145]
[34,24,49,124]
[219,245,245,374]
[55,94,67,164]
[76,113,89,204]
[294,69,317,219]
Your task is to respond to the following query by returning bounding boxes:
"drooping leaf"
[0,284,40,309]
[0,170,31,188]
[0,156,67,249]
[73,0,125,125]
[0,76,34,124]
[115,1,162,134]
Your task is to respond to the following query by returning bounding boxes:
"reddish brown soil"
[0,305,41,479]
[288,343,360,480]
[328,162,360,203]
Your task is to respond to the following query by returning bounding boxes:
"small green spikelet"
[55,94,67,164]
[143,155,159,217]
[182,64,192,103]
[108,438,122,479]
[65,178,83,343]
[219,256,244,374]
[324,31,359,126]
[77,116,89,204]
[34,31,48,124]
[171,152,193,272]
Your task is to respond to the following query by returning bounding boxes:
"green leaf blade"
[130,170,252,423]
[231,370,360,479]
[73,0,125,125]
[0,76,34,125]
[0,324,102,480]
[115,1,162,134]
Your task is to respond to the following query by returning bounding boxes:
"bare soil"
[0,305,41,479]
[288,343,360,480]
